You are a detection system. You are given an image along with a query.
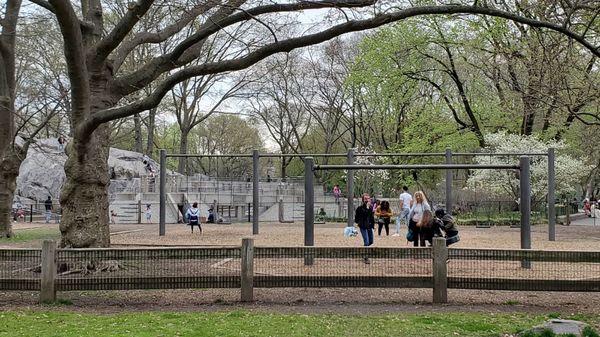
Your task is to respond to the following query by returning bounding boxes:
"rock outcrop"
[14,139,162,205]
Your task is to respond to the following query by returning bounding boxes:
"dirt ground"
[2,221,600,316]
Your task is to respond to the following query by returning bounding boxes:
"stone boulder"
[16,139,66,203]
[14,139,165,203]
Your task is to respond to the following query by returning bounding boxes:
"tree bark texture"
[59,125,111,248]
[177,128,189,175]
[145,107,156,156]
[133,113,143,153]
[0,151,21,238]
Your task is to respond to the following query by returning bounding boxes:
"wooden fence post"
[432,237,448,304]
[241,238,254,302]
[40,240,57,303]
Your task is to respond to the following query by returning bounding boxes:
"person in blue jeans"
[395,186,413,236]
[355,193,375,264]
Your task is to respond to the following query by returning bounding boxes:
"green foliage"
[1,310,593,337]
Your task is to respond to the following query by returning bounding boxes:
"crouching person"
[435,209,460,246]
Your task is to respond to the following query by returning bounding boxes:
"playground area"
[4,219,600,250]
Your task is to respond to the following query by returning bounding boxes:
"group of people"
[583,198,600,218]
[350,186,460,263]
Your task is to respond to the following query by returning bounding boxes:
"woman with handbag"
[407,191,431,247]
[375,200,393,236]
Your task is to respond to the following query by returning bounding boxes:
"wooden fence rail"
[1,238,599,304]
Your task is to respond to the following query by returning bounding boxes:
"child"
[145,204,152,223]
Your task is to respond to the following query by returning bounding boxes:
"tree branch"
[91,0,155,67]
[28,0,55,13]
[113,0,377,95]
[49,0,90,125]
[85,4,600,136]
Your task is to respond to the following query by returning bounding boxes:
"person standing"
[185,202,202,233]
[375,200,393,236]
[407,191,431,246]
[44,196,53,224]
[355,193,375,264]
[145,204,152,223]
[394,186,412,237]
[333,185,341,203]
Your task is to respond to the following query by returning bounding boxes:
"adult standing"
[394,186,413,237]
[407,191,431,247]
[44,196,53,224]
[375,200,393,236]
[355,193,375,264]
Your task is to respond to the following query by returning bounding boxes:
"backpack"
[188,209,199,225]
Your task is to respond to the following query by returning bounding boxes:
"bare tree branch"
[28,0,55,13]
[91,0,155,66]
[48,0,90,124]
[82,4,600,137]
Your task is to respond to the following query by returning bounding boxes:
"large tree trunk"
[133,113,143,153]
[59,125,111,248]
[145,107,156,156]
[177,128,189,174]
[0,151,21,238]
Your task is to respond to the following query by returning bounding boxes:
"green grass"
[0,311,597,337]
[0,227,61,244]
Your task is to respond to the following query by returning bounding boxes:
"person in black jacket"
[355,193,375,263]
[417,209,444,247]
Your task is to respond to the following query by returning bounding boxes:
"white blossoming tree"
[466,132,589,204]
[343,147,390,198]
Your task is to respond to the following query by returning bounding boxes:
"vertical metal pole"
[29,205,33,223]
[304,157,315,265]
[520,156,531,268]
[346,149,354,228]
[548,148,556,241]
[252,150,259,235]
[159,149,166,236]
[445,148,453,212]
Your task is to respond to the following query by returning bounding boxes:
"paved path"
[570,213,600,226]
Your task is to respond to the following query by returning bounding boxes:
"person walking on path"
[44,196,53,224]
[355,193,375,264]
[375,200,393,236]
[394,186,412,236]
[408,191,431,246]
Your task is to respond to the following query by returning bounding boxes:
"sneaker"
[363,257,370,264]
[392,233,400,237]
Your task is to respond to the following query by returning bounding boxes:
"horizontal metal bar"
[164,152,546,159]
[452,152,548,157]
[353,153,446,157]
[166,154,253,158]
[259,153,348,158]
[314,164,520,170]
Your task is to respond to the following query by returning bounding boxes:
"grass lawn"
[0,227,61,244]
[0,310,598,337]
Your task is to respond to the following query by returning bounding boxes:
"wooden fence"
[1,238,599,304]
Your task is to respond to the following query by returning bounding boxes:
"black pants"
[378,217,390,236]
[409,219,426,247]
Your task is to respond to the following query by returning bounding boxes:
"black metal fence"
[1,239,599,303]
